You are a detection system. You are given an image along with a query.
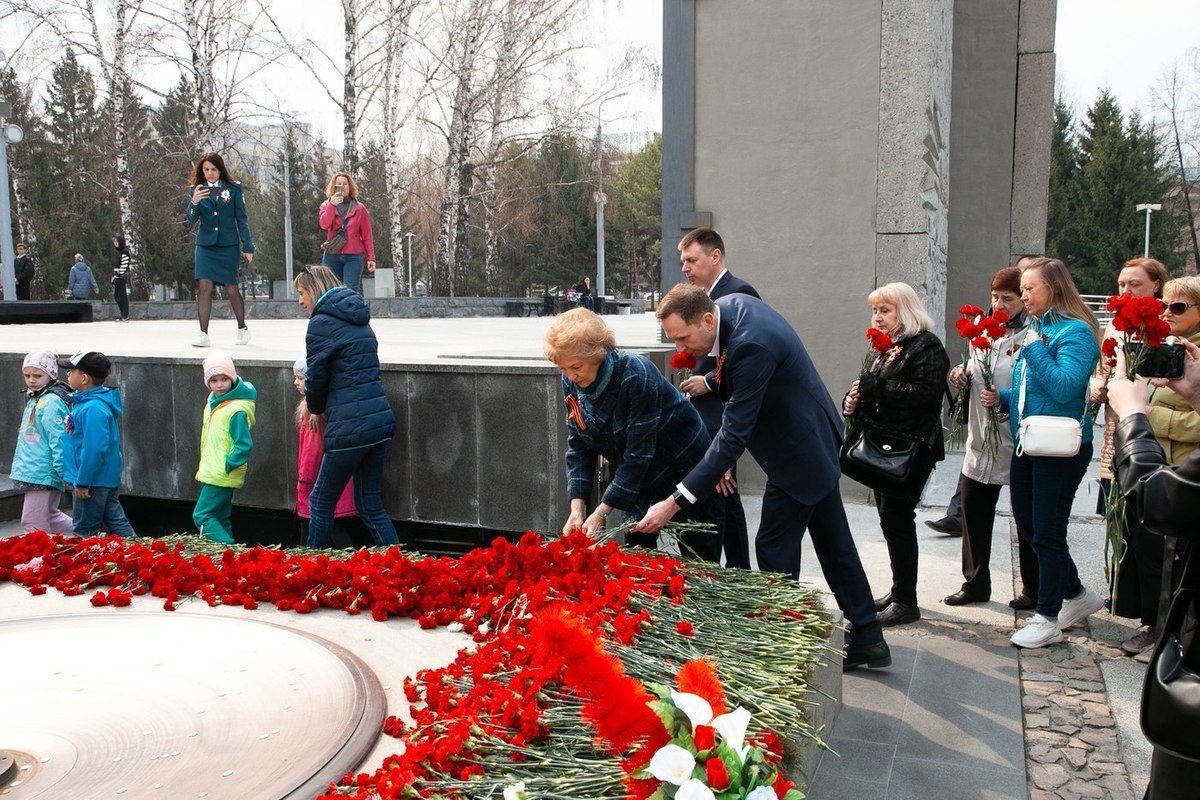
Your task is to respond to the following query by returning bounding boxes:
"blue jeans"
[307,440,398,548]
[322,252,365,295]
[1009,443,1093,618]
[73,486,136,537]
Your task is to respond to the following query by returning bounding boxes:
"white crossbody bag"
[1014,357,1086,458]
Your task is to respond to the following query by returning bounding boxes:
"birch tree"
[2,0,156,298]
[1154,60,1200,272]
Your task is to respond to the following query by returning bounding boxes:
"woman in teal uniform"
[186,151,255,348]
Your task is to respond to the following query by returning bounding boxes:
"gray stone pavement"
[738,448,1151,800]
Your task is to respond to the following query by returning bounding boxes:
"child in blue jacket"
[60,350,136,537]
[12,351,75,534]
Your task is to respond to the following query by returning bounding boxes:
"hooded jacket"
[195,377,257,488]
[11,384,71,490]
[304,286,395,451]
[66,260,99,299]
[63,386,125,488]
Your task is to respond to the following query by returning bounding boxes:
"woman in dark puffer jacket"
[1108,337,1200,799]
[294,265,399,548]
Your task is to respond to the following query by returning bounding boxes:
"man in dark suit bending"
[635,284,890,670]
[676,227,759,570]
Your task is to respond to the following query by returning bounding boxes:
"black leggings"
[113,277,129,318]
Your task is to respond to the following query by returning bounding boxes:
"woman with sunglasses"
[1090,257,1169,659]
[319,172,376,295]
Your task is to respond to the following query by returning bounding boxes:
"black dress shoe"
[1008,594,1036,610]
[924,515,962,536]
[878,602,921,627]
[844,639,892,671]
[944,589,990,606]
[873,593,893,612]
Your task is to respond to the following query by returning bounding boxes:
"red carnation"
[676,659,728,716]
[865,327,893,351]
[1101,337,1118,358]
[693,724,716,751]
[675,619,695,637]
[773,770,796,798]
[970,336,991,351]
[1144,317,1172,347]
[991,309,1010,325]
[959,304,985,317]
[705,757,731,790]
[955,318,980,339]
[670,352,697,370]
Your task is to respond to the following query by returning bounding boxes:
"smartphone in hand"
[1133,343,1186,380]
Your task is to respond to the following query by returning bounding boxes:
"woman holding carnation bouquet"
[544,308,718,561]
[943,267,1039,607]
[842,282,949,626]
[982,258,1102,649]
[1089,257,1169,659]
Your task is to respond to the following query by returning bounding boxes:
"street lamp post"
[405,231,415,298]
[1135,202,1162,258]
[283,148,294,297]
[594,92,626,302]
[0,51,26,302]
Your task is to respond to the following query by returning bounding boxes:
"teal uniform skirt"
[194,244,241,286]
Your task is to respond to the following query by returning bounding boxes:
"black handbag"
[1141,556,1200,761]
[840,419,924,493]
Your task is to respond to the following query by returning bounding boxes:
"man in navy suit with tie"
[636,284,890,670]
[676,228,759,569]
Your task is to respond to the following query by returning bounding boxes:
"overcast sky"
[2,1,1198,145]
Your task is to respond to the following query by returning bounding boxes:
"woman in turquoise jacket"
[982,258,1102,649]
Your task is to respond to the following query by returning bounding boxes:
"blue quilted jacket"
[304,287,396,451]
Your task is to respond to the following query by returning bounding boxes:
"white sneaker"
[1010,613,1063,649]
[1058,588,1104,630]
[191,331,211,348]
[235,327,251,346]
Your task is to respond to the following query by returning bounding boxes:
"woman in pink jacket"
[293,359,367,546]
[318,171,376,295]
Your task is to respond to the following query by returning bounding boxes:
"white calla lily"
[676,778,717,800]
[746,787,777,800]
[670,689,714,729]
[647,743,697,785]
[711,706,752,758]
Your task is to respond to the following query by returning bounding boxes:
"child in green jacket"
[193,353,256,544]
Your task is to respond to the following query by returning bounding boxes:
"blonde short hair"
[866,282,934,337]
[543,308,616,364]
[1164,276,1200,305]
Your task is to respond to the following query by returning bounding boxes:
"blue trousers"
[322,252,365,295]
[307,440,398,548]
[757,482,883,645]
[72,486,135,538]
[1009,443,1093,618]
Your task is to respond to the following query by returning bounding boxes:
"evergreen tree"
[1047,90,1186,294]
[39,50,118,297]
[608,135,662,298]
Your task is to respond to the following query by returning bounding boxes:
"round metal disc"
[0,612,385,799]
